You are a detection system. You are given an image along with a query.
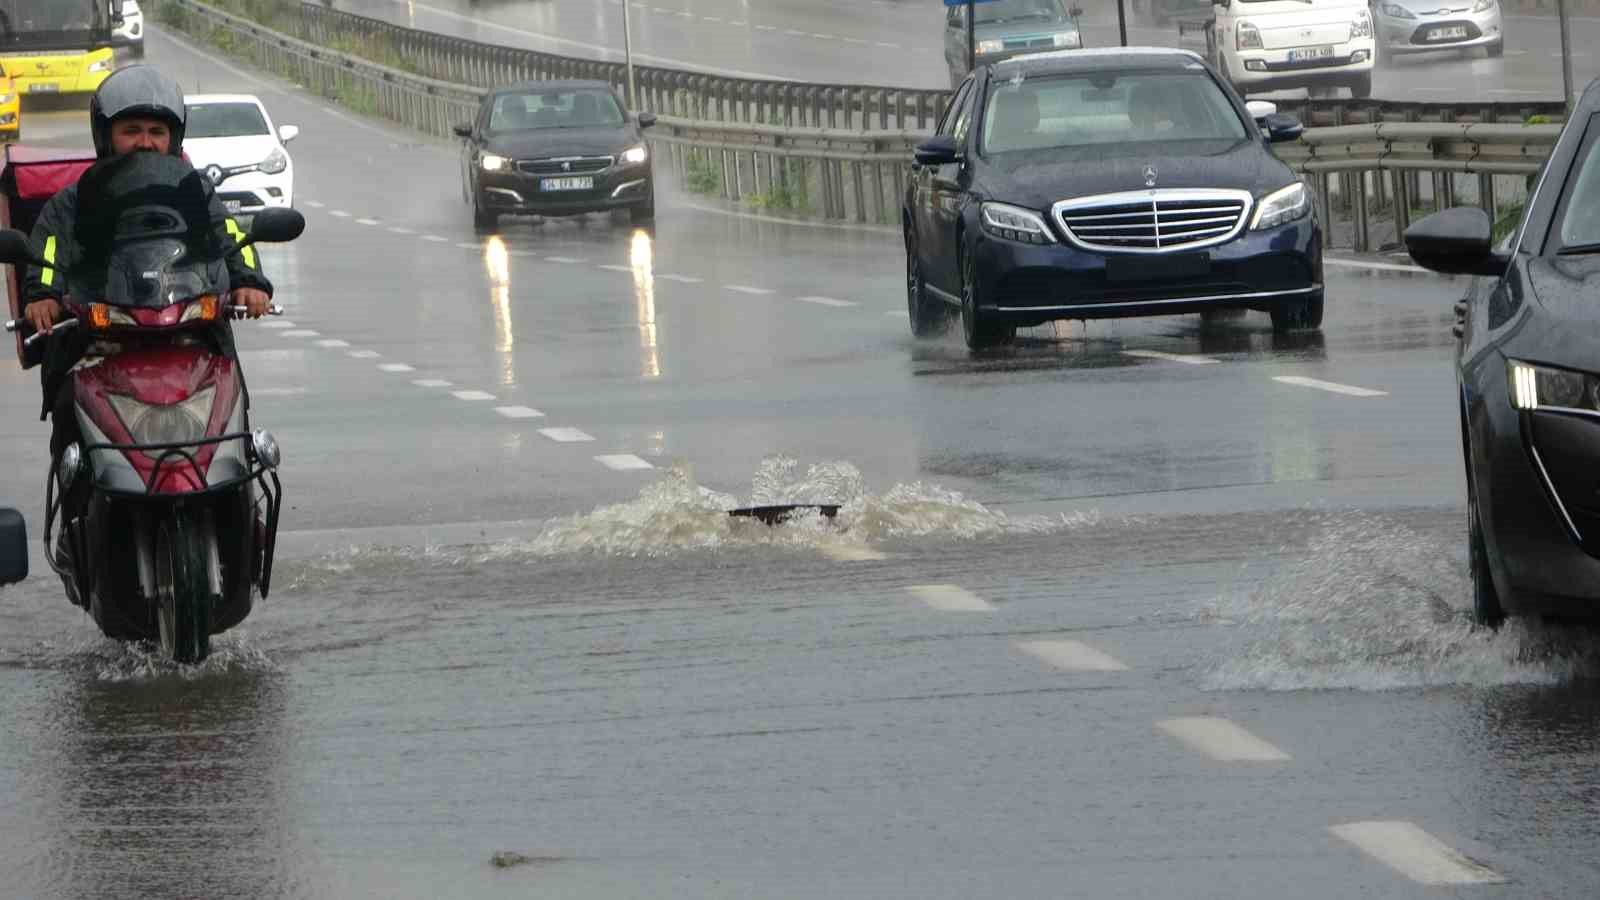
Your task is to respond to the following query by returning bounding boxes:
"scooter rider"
[19,65,275,459]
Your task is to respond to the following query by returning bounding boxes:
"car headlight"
[481,153,508,172]
[1251,183,1310,231]
[1508,360,1600,412]
[1473,0,1496,11]
[980,201,1056,245]
[258,148,288,175]
[1052,31,1080,49]
[0,94,12,105]
[1350,8,1373,37]
[622,144,648,165]
[87,58,113,74]
[976,39,1005,55]
[1381,3,1417,18]
[108,387,215,447]
[1237,21,1263,51]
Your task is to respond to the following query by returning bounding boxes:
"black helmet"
[89,65,187,158]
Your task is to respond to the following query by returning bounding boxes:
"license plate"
[27,83,59,93]
[224,200,242,213]
[1430,26,1469,40]
[1286,45,1335,63]
[1106,252,1211,283]
[541,176,593,192]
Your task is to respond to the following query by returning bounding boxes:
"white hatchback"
[1211,0,1377,99]
[183,94,298,218]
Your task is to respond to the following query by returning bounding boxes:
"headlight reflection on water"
[631,228,660,380]
[484,236,516,385]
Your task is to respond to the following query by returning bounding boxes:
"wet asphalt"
[0,25,1597,900]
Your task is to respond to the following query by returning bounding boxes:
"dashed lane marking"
[597,264,634,273]
[540,427,596,442]
[452,390,497,401]
[387,226,415,235]
[378,363,415,373]
[422,235,449,243]
[658,274,703,283]
[1123,350,1219,366]
[329,210,351,218]
[725,284,775,295]
[356,218,380,226]
[456,242,479,250]
[348,350,382,359]
[1156,717,1291,762]
[1325,256,1425,274]
[1330,822,1505,885]
[260,320,296,329]
[547,256,585,264]
[1273,375,1388,397]
[412,379,453,388]
[595,454,654,471]
[795,296,857,308]
[906,584,993,612]
[303,200,324,208]
[280,329,319,337]
[1015,640,1129,672]
[316,339,351,348]
[495,406,545,419]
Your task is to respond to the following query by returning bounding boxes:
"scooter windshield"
[67,153,230,309]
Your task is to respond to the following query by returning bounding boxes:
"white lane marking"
[906,584,993,612]
[422,235,449,243]
[783,29,806,36]
[597,264,633,272]
[329,210,351,218]
[547,256,585,264]
[1324,256,1426,274]
[595,454,654,470]
[1156,717,1291,762]
[303,200,325,208]
[795,295,857,308]
[756,24,778,31]
[1123,349,1219,366]
[316,339,352,348]
[842,36,870,44]
[250,387,307,397]
[658,273,703,283]
[725,284,775,295]
[540,427,595,442]
[1273,375,1388,398]
[348,350,382,359]
[387,226,415,235]
[818,543,887,562]
[495,406,545,419]
[280,329,320,337]
[356,218,380,226]
[704,15,722,22]
[452,390,497,401]
[260,320,297,329]
[874,41,900,48]
[1330,822,1505,885]
[455,242,480,250]
[378,363,415,373]
[412,378,453,388]
[1015,640,1129,672]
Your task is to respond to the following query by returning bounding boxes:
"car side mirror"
[637,112,657,129]
[1068,6,1084,17]
[278,124,300,144]
[1263,113,1303,143]
[452,123,474,138]
[0,229,49,269]
[1406,208,1508,277]
[0,507,27,586]
[914,135,962,166]
[245,208,306,246]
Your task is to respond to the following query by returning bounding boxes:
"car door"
[929,79,979,295]
[913,78,973,290]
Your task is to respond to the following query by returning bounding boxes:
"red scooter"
[0,154,304,663]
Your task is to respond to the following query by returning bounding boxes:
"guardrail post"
[851,161,867,223]
[1315,173,1333,250]
[1480,173,1497,225]
[1353,172,1370,253]
[1391,169,1411,246]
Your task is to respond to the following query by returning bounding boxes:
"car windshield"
[981,70,1248,154]
[972,0,1063,24]
[489,89,625,132]
[186,102,270,138]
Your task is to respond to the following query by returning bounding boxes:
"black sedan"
[453,80,657,231]
[1405,80,1600,627]
[903,47,1321,350]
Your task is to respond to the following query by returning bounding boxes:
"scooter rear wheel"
[155,511,212,664]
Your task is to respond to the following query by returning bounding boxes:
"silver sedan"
[1373,0,1504,58]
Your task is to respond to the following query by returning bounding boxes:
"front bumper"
[1470,354,1600,617]
[214,168,294,215]
[973,215,1321,324]
[12,71,112,96]
[113,18,146,45]
[477,161,653,215]
[1229,41,1375,90]
[1377,10,1501,52]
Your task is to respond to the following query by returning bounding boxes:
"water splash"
[75,633,278,682]
[1199,513,1600,690]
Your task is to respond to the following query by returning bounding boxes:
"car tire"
[1270,289,1324,333]
[630,190,656,224]
[905,227,947,338]
[960,242,1015,351]
[1349,73,1373,99]
[472,195,499,233]
[1486,40,1504,59]
[1468,482,1506,629]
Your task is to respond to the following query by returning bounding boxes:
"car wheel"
[960,242,1014,351]
[1468,479,1506,629]
[630,189,656,224]
[905,228,947,338]
[1486,40,1504,59]
[472,196,499,233]
[1270,289,1324,333]
[1348,72,1373,99]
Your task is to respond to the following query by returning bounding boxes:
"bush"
[685,155,721,194]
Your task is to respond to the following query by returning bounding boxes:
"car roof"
[493,80,616,95]
[185,94,265,106]
[991,46,1208,77]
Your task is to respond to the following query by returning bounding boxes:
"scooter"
[0,161,304,663]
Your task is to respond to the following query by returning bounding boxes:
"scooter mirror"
[0,229,48,270]
[0,507,28,585]
[245,208,306,246]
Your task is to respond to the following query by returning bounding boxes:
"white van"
[1211,0,1376,99]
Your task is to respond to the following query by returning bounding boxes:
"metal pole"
[623,0,638,110]
[967,0,976,77]
[1117,0,1128,47]
[1559,0,1574,111]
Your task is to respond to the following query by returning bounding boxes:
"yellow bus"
[0,1,121,98]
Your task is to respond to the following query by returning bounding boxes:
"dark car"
[1404,80,1600,627]
[453,80,657,231]
[903,47,1320,350]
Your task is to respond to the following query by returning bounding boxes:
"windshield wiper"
[1558,242,1600,256]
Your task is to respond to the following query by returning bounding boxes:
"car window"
[981,70,1247,154]
[953,91,977,145]
[186,103,271,139]
[489,89,624,132]
[1556,128,1600,248]
[937,80,973,137]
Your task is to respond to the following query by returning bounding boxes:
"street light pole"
[967,0,976,77]
[1117,0,1128,47]
[1559,0,1574,111]
[623,0,638,110]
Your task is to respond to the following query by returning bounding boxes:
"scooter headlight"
[107,387,215,447]
[251,429,281,469]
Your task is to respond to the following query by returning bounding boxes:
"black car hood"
[978,139,1295,210]
[485,126,640,160]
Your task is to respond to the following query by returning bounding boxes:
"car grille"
[1054,190,1254,253]
[517,156,613,176]
[1002,35,1057,51]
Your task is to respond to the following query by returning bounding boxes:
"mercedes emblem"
[1144,165,1158,188]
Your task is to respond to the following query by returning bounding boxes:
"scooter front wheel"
[155,510,213,664]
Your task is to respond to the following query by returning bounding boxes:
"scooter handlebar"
[227,303,286,317]
[5,303,282,346]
